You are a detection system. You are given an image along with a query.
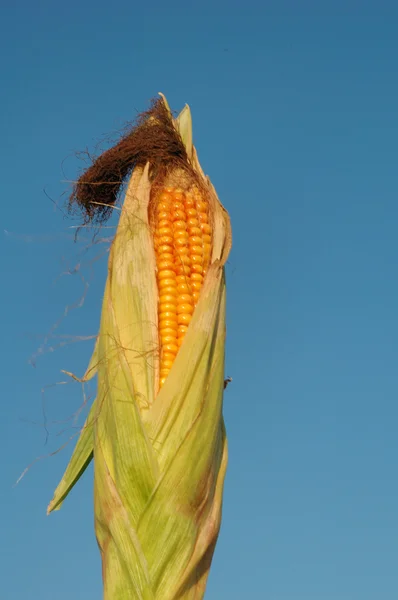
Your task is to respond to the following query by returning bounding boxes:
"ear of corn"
[48,96,232,600]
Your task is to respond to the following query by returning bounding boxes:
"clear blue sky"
[2,2,398,599]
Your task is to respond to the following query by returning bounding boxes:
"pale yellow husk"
[48,95,232,600]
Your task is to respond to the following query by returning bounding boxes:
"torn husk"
[48,94,232,600]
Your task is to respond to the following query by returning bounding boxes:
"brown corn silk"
[47,95,232,600]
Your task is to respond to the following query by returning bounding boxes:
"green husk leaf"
[47,335,100,513]
[158,92,172,116]
[158,93,192,159]
[174,104,193,160]
[47,399,95,513]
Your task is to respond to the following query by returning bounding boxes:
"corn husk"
[48,96,232,600]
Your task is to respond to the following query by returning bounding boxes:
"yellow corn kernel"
[175,264,191,276]
[191,273,203,283]
[158,269,176,281]
[158,191,172,202]
[178,313,192,325]
[191,264,203,274]
[158,259,175,271]
[159,327,177,338]
[177,303,194,315]
[160,286,178,297]
[173,210,186,221]
[188,226,202,236]
[175,254,191,265]
[158,278,177,290]
[177,282,191,294]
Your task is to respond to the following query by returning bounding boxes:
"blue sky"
[2,2,398,599]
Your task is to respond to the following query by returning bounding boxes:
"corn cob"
[47,95,232,600]
[153,185,212,386]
